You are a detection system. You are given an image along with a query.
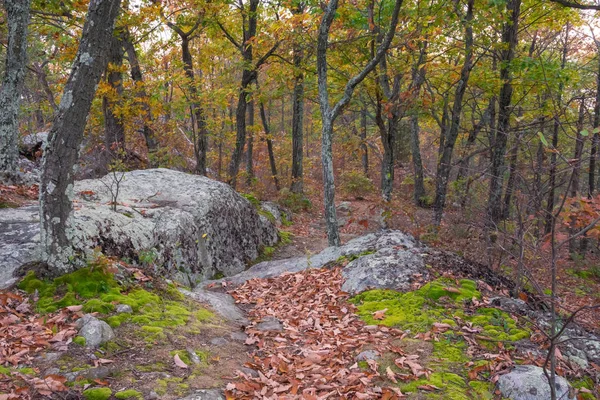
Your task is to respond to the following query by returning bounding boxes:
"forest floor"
[1,181,599,399]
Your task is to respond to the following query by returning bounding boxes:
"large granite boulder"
[497,365,574,400]
[0,169,278,288]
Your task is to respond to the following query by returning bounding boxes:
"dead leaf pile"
[229,267,410,399]
[0,291,79,398]
[0,184,38,208]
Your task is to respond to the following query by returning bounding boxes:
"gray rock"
[147,392,159,400]
[238,367,259,378]
[341,246,426,295]
[356,350,380,362]
[38,352,61,362]
[229,331,248,342]
[115,304,133,314]
[19,132,48,155]
[177,389,225,400]
[256,316,283,331]
[260,201,292,226]
[210,337,229,346]
[76,315,115,348]
[65,366,111,382]
[0,205,40,289]
[497,365,574,400]
[337,202,352,214]
[202,231,392,288]
[0,169,278,288]
[187,348,201,365]
[44,368,60,376]
[180,288,249,326]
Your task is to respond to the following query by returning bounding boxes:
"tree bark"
[409,41,428,207]
[290,2,306,194]
[40,0,122,270]
[317,0,402,245]
[432,0,474,226]
[246,98,255,185]
[102,31,125,165]
[122,29,158,165]
[589,47,600,198]
[258,97,280,190]
[166,18,209,175]
[361,103,369,175]
[545,25,569,234]
[0,0,31,173]
[487,0,521,225]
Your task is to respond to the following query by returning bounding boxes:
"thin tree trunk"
[258,98,280,190]
[122,29,158,166]
[409,41,428,207]
[246,99,255,185]
[432,0,474,226]
[502,132,521,219]
[589,49,600,198]
[40,0,122,270]
[290,3,306,194]
[0,0,31,173]
[361,104,369,175]
[103,31,125,165]
[545,25,569,234]
[487,0,521,225]
[533,119,546,238]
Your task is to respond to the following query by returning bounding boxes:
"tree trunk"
[502,132,521,219]
[258,98,280,190]
[102,31,125,165]
[290,3,306,194]
[545,25,569,234]
[0,0,31,173]
[487,0,521,225]
[432,0,474,226]
[361,104,369,175]
[589,50,600,198]
[40,0,122,270]
[410,114,426,206]
[246,98,255,186]
[122,29,158,166]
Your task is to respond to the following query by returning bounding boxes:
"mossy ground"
[351,278,531,399]
[16,267,251,400]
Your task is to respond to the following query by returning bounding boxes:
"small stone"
[187,348,201,365]
[84,366,111,380]
[229,331,248,342]
[76,314,115,348]
[115,304,133,314]
[45,368,60,376]
[356,350,380,362]
[238,367,259,378]
[210,337,229,346]
[256,316,283,331]
[40,352,61,362]
[497,365,574,400]
[147,391,159,399]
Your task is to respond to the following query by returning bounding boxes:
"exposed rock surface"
[0,169,278,288]
[341,234,425,295]
[0,205,40,289]
[203,231,423,288]
[256,316,283,332]
[260,201,292,227]
[177,389,225,400]
[497,365,574,400]
[76,315,115,348]
[180,288,249,326]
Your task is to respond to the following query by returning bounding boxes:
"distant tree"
[40,0,122,270]
[0,0,31,174]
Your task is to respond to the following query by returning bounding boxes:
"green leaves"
[538,132,548,147]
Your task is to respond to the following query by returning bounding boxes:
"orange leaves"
[228,267,406,398]
[372,308,388,320]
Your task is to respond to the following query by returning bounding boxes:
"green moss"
[194,309,214,322]
[170,350,191,365]
[400,372,471,399]
[82,299,114,314]
[357,361,369,370]
[100,341,120,353]
[281,214,292,227]
[115,389,143,399]
[241,193,260,207]
[139,326,165,343]
[82,387,112,400]
[18,367,35,375]
[0,366,10,375]
[73,336,86,346]
[155,377,188,396]
[259,210,276,223]
[279,230,293,244]
[136,362,166,372]
[468,381,493,399]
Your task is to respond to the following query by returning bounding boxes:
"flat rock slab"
[180,288,249,326]
[203,231,424,289]
[497,365,574,400]
[177,389,225,400]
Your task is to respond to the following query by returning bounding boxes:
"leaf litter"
[228,267,426,399]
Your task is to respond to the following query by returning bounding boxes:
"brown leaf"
[173,354,188,369]
[372,308,388,320]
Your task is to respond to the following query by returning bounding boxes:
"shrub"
[339,171,374,200]
[278,189,311,213]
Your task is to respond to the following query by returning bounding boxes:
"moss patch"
[352,278,530,399]
[115,389,143,399]
[82,387,112,400]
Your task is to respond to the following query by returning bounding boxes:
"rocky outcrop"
[0,169,278,288]
[497,365,574,400]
